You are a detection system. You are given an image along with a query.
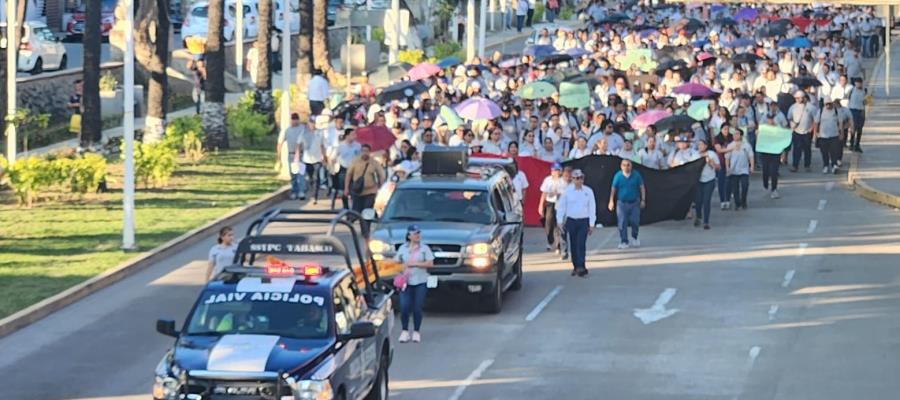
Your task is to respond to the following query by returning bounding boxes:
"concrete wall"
[16,62,124,125]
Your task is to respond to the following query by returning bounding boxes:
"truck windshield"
[185,290,330,339]
[381,189,493,224]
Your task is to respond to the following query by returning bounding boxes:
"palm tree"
[202,0,229,149]
[312,0,336,82]
[294,0,313,116]
[135,0,171,143]
[252,0,273,115]
[81,0,103,147]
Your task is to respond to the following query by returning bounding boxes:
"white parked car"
[181,0,259,42]
[0,21,67,74]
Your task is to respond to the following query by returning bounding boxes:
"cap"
[675,135,689,142]
[551,162,562,170]
[407,224,421,233]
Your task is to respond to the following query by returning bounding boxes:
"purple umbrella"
[673,83,720,98]
[735,7,758,21]
[454,97,502,120]
[632,110,672,130]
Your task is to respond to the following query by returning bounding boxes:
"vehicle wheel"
[59,55,68,70]
[365,352,389,400]
[30,58,43,75]
[482,265,503,314]
[510,247,523,291]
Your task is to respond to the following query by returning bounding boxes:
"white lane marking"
[633,288,679,324]
[448,359,495,400]
[826,181,835,191]
[768,305,779,321]
[525,285,563,322]
[782,270,796,288]
[807,219,818,234]
[817,199,827,211]
[748,346,762,369]
[796,243,808,257]
[586,228,618,255]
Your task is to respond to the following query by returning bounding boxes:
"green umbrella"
[618,49,657,72]
[516,81,557,100]
[438,105,464,130]
[687,100,712,121]
[558,82,592,109]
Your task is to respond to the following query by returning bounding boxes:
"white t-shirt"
[208,244,237,278]
[299,129,325,164]
[540,176,566,203]
[512,171,529,203]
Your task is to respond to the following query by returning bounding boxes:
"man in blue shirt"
[609,159,646,249]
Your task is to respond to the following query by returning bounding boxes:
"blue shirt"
[611,170,644,202]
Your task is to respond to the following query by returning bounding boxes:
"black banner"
[563,155,705,226]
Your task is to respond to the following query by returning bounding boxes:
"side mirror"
[156,319,179,337]
[361,208,377,221]
[339,321,376,341]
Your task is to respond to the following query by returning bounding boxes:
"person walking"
[334,128,360,209]
[816,99,843,174]
[538,163,566,253]
[393,225,435,343]
[788,90,818,172]
[847,79,867,152]
[308,69,330,117]
[694,140,719,229]
[726,129,754,210]
[345,144,386,237]
[296,119,329,204]
[609,159,646,249]
[281,113,305,200]
[555,169,596,277]
[206,226,237,280]
[760,114,784,199]
[515,0,528,33]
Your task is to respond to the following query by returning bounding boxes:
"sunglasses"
[574,176,584,180]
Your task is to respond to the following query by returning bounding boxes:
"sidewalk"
[848,37,900,209]
[19,18,582,159]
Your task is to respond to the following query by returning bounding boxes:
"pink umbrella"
[407,62,441,81]
[631,110,672,130]
[454,97,502,120]
[673,83,720,98]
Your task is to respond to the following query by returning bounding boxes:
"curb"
[847,152,900,209]
[0,185,290,339]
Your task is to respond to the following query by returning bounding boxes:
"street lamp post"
[122,0,136,249]
[236,0,244,81]
[478,0,487,58]
[278,0,291,179]
[5,0,17,163]
[466,0,475,61]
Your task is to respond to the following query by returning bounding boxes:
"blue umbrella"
[564,47,590,57]
[693,39,710,48]
[524,44,556,58]
[726,38,756,48]
[639,28,658,38]
[436,56,461,69]
[778,37,812,49]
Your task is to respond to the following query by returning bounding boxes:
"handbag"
[350,162,370,196]
[392,271,408,291]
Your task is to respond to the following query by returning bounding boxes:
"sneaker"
[704,224,710,230]
[836,160,843,167]
[289,194,298,200]
[546,245,552,252]
[412,332,421,343]
[561,252,569,260]
[771,190,780,199]
[823,166,830,174]
[832,166,839,174]
[555,248,560,255]
[694,217,701,227]
[617,242,630,250]
[299,194,307,200]
[720,202,727,210]
[725,201,731,210]
[631,238,641,248]
[398,331,410,343]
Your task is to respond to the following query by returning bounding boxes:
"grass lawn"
[0,139,284,319]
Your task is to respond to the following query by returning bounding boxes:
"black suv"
[366,153,525,313]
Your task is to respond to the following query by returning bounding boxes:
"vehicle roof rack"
[234,208,383,302]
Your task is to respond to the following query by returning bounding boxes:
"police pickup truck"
[364,149,525,313]
[154,209,394,400]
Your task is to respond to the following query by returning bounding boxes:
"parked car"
[181,0,258,42]
[65,0,117,39]
[1,21,68,74]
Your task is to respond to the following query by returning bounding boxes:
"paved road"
[1,159,900,400]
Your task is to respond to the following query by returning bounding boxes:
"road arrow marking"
[633,288,679,325]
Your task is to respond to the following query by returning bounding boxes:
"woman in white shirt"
[694,140,720,229]
[568,136,591,160]
[538,137,561,162]
[638,136,667,169]
[394,225,435,343]
[519,130,539,157]
[206,226,237,280]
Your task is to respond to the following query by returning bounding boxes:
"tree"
[312,0,337,83]
[1,0,29,152]
[135,0,171,143]
[293,0,313,116]
[202,0,229,150]
[252,0,273,116]
[82,0,104,147]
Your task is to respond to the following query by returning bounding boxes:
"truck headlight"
[465,242,491,256]
[369,239,389,254]
[296,380,334,400]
